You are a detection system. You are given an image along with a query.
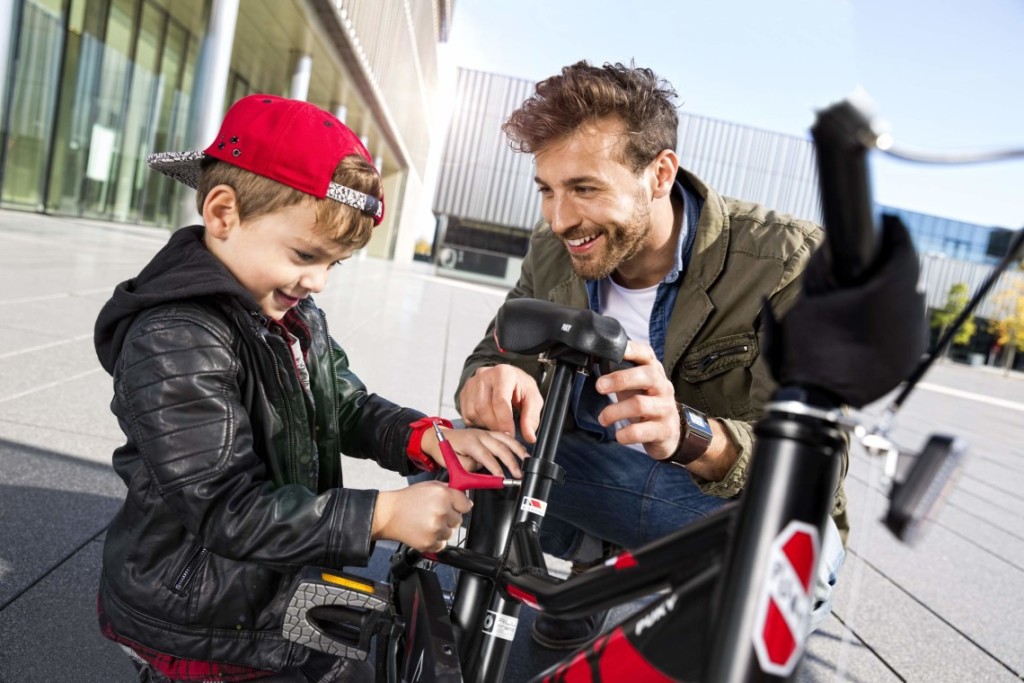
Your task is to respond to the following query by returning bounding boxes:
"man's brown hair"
[502,61,679,172]
[196,154,382,249]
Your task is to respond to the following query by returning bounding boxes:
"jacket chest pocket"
[676,332,759,419]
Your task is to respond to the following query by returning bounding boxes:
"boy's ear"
[202,185,240,239]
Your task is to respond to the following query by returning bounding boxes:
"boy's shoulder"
[118,299,243,366]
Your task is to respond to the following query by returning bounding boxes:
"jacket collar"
[662,169,729,371]
[678,168,730,291]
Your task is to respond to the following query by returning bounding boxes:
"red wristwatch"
[407,417,453,472]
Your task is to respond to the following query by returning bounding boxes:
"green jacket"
[458,169,848,538]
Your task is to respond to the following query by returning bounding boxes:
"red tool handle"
[433,423,508,491]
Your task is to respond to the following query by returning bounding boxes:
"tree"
[930,283,976,358]
[989,275,1024,375]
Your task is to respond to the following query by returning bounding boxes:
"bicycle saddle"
[495,298,628,363]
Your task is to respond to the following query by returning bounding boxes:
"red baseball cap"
[147,94,384,225]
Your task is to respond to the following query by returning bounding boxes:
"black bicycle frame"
[388,349,845,683]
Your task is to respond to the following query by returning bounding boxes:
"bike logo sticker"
[752,520,819,677]
[520,497,547,516]
[634,594,678,637]
[482,610,518,641]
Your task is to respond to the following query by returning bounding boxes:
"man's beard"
[564,194,652,281]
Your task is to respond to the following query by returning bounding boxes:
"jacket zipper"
[173,546,209,593]
[686,344,751,374]
[318,308,342,487]
[254,312,301,485]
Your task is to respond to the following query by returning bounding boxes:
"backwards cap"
[147,94,384,225]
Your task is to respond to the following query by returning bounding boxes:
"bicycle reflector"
[885,434,966,543]
[282,567,394,660]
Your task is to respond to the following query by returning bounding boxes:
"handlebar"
[810,97,884,286]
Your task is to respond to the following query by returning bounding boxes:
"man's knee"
[807,517,846,635]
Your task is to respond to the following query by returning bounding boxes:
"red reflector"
[614,551,638,570]
[507,585,540,609]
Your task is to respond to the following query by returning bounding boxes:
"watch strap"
[667,404,713,466]
[407,417,453,472]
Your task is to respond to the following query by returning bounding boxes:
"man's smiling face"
[534,116,654,281]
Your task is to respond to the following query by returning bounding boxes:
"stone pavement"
[0,210,1021,682]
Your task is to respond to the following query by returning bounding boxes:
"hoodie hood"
[94,225,259,374]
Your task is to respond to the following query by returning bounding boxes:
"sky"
[441,0,1023,230]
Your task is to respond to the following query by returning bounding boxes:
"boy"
[93,94,525,681]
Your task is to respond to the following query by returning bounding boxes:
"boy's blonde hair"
[196,153,382,249]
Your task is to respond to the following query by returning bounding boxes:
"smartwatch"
[667,404,713,466]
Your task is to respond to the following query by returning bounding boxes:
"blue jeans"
[536,429,727,559]
[536,429,845,633]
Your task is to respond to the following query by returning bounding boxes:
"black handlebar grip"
[810,98,882,287]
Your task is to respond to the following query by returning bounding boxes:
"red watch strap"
[407,417,453,472]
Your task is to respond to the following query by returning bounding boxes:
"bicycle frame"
[383,324,845,683]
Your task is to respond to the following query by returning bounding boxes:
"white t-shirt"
[601,278,658,345]
[600,278,659,452]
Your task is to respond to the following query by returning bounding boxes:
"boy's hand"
[372,482,472,552]
[420,426,528,479]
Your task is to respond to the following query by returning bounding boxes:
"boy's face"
[208,202,354,320]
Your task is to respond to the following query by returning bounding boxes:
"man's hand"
[372,482,472,552]
[419,426,528,478]
[458,364,544,443]
[595,341,680,461]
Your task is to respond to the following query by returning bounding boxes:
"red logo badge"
[752,520,819,676]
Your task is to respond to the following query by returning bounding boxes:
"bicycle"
[280,98,1024,682]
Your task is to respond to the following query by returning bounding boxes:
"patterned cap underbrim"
[146,151,383,223]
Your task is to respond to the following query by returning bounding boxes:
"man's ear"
[649,149,680,199]
[202,184,240,240]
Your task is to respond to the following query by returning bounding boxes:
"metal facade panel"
[435,68,826,229]
[433,68,1010,287]
[677,114,823,223]
[434,69,540,229]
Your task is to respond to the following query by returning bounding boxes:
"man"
[456,61,847,649]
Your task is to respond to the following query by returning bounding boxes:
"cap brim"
[146,149,384,225]
[147,150,206,189]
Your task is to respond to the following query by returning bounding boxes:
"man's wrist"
[666,404,713,467]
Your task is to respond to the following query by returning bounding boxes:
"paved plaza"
[0,210,1021,681]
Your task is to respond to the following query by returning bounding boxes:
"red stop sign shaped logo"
[752,520,820,676]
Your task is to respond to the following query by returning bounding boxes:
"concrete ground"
[0,210,1021,682]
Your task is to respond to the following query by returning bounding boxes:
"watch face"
[684,408,711,436]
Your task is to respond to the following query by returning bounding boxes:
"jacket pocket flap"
[680,332,758,382]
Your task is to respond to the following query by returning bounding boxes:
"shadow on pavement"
[0,439,131,681]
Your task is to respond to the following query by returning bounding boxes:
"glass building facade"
[2,0,205,223]
[882,206,1014,266]
[0,0,453,261]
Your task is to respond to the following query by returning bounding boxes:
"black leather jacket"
[94,227,421,671]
